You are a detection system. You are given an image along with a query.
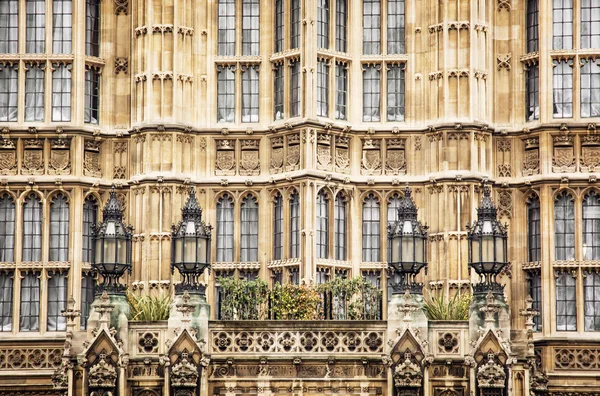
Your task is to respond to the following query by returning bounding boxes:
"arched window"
[290,192,300,258]
[556,271,576,331]
[527,196,541,262]
[583,191,600,261]
[216,195,234,262]
[273,194,283,260]
[334,193,347,260]
[20,271,40,332]
[584,271,600,331]
[82,195,98,263]
[0,271,13,331]
[49,193,69,261]
[47,270,67,331]
[80,272,94,330]
[387,193,402,261]
[240,195,259,262]
[554,192,575,261]
[362,194,380,262]
[22,194,42,262]
[0,194,15,262]
[316,190,329,259]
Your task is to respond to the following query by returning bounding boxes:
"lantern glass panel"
[118,238,127,264]
[184,235,195,262]
[106,221,116,235]
[472,238,480,262]
[482,235,494,262]
[391,235,401,262]
[174,238,183,263]
[95,238,102,264]
[495,236,505,262]
[482,220,493,234]
[104,238,116,265]
[186,220,196,235]
[416,238,424,262]
[198,237,207,264]
[402,237,414,262]
[403,220,413,234]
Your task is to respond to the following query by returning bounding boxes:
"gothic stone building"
[0,0,598,395]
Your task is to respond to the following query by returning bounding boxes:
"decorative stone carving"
[497,190,512,219]
[49,138,71,175]
[240,139,260,176]
[88,350,118,389]
[114,0,128,14]
[555,348,600,369]
[22,139,44,175]
[270,137,284,174]
[170,350,199,387]
[477,353,506,388]
[0,137,17,175]
[335,136,350,173]
[581,135,600,172]
[138,332,159,354]
[215,140,235,176]
[286,134,301,171]
[437,332,460,354]
[498,164,511,178]
[361,139,382,175]
[497,0,511,10]
[497,54,511,70]
[553,133,576,173]
[114,57,128,74]
[523,138,539,176]
[386,138,406,175]
[393,349,423,388]
[84,140,102,177]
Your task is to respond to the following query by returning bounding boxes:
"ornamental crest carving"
[286,145,300,171]
[270,148,284,173]
[523,149,539,176]
[0,151,16,175]
[386,150,406,175]
[317,146,331,169]
[88,351,118,389]
[335,148,350,172]
[361,150,381,175]
[23,150,44,174]
[240,151,260,176]
[553,146,576,173]
[215,151,235,176]
[581,146,600,172]
[476,353,506,388]
[84,151,101,177]
[393,349,423,388]
[49,150,70,174]
[170,350,199,388]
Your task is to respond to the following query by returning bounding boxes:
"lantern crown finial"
[477,182,498,220]
[103,186,123,221]
[182,188,202,222]
[397,184,418,220]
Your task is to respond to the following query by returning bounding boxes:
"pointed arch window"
[241,195,259,262]
[363,194,380,262]
[334,193,347,260]
[583,191,600,261]
[0,271,13,331]
[80,272,94,329]
[47,271,67,331]
[316,190,329,259]
[22,194,42,262]
[20,271,40,332]
[273,194,283,260]
[290,191,300,258]
[82,195,98,263]
[216,195,234,262]
[556,271,576,331]
[49,194,69,261]
[554,192,575,261]
[0,194,15,262]
[387,193,402,260]
[527,196,541,262]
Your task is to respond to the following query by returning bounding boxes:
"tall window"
[581,0,600,48]
[290,61,301,117]
[387,0,405,54]
[583,191,600,261]
[25,64,45,121]
[47,271,67,331]
[217,66,235,122]
[585,272,600,331]
[527,196,541,262]
[52,63,71,122]
[387,64,405,121]
[274,64,284,120]
[22,194,42,262]
[275,0,284,52]
[85,0,100,57]
[581,58,600,118]
[80,273,94,330]
[363,194,380,262]
[0,194,15,262]
[335,64,347,120]
[336,0,347,52]
[0,271,13,331]
[20,272,40,332]
[0,64,18,122]
[240,195,259,262]
[53,0,72,54]
[82,196,98,263]
[334,194,347,260]
[554,192,575,261]
[218,0,236,56]
[387,193,402,260]
[50,194,69,262]
[291,0,301,48]
[242,66,259,122]
[553,60,573,118]
[273,194,283,260]
[363,65,381,122]
[317,60,329,117]
[26,0,45,53]
[216,195,234,262]
[85,68,100,124]
[529,273,542,331]
[290,192,300,258]
[242,0,260,56]
[0,0,18,53]
[318,0,329,49]
[553,0,573,49]
[363,0,381,55]
[556,272,576,331]
[316,191,329,259]
[526,0,539,53]
[526,64,539,121]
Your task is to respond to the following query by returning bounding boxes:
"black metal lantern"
[467,184,509,296]
[388,186,429,294]
[92,187,133,294]
[171,188,212,295]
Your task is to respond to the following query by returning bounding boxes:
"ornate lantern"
[388,186,429,294]
[467,184,509,296]
[171,188,212,295]
[92,188,133,294]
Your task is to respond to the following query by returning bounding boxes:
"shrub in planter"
[423,290,471,321]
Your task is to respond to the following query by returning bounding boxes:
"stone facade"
[0,0,598,395]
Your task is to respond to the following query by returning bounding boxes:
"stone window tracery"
[583,191,600,261]
[316,190,329,259]
[273,193,283,260]
[527,195,541,262]
[552,59,573,119]
[20,271,40,332]
[242,0,260,56]
[363,193,381,262]
[0,193,15,262]
[53,0,72,54]
[584,271,600,331]
[26,0,46,53]
[334,193,347,260]
[216,195,235,262]
[554,191,575,261]
[0,0,18,53]
[290,191,300,258]
[22,194,42,262]
[240,195,259,262]
[0,271,13,331]
[25,63,45,122]
[85,0,100,57]
[526,0,539,53]
[49,193,69,262]
[47,270,67,331]
[0,63,18,122]
[556,271,577,331]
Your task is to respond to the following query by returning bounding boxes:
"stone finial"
[397,290,419,328]
[480,291,501,329]
[519,295,540,357]
[176,290,196,328]
[61,296,81,325]
[95,291,115,330]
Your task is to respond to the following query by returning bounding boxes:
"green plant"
[317,277,382,320]
[271,283,321,320]
[127,291,172,321]
[423,290,472,321]
[218,277,269,320]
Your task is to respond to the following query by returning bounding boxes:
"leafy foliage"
[218,277,270,320]
[316,277,382,320]
[127,291,172,321]
[422,290,471,321]
[270,282,322,320]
